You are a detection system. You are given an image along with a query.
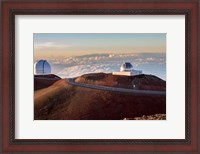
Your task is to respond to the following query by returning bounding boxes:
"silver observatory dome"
[34,60,51,75]
[120,62,133,72]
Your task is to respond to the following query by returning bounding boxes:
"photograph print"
[34,33,166,120]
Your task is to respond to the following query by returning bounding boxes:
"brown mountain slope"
[75,73,166,91]
[34,73,166,120]
[34,74,61,90]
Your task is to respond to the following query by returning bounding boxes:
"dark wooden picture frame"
[1,0,199,153]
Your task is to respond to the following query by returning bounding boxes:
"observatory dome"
[120,62,133,72]
[34,60,51,75]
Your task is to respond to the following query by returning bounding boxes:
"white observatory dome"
[34,60,51,75]
[120,62,133,72]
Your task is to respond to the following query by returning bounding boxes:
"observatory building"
[34,60,51,75]
[112,62,142,76]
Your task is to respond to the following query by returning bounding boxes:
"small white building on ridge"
[34,60,51,75]
[112,62,142,76]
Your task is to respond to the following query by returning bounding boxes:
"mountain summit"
[34,73,166,120]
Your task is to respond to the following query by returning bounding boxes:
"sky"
[34,33,166,59]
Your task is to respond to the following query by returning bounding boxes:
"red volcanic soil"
[34,74,61,90]
[75,73,166,91]
[34,73,166,120]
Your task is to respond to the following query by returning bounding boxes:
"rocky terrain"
[34,73,166,120]
[123,114,166,120]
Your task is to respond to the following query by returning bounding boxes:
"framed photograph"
[1,0,199,153]
[34,33,166,120]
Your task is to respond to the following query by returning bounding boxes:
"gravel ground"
[123,114,166,120]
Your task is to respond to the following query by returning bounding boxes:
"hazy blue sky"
[34,33,166,58]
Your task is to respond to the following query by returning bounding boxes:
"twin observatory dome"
[34,60,51,75]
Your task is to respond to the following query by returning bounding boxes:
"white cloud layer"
[34,42,70,49]
[35,53,166,80]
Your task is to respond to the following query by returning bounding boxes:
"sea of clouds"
[40,53,166,80]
